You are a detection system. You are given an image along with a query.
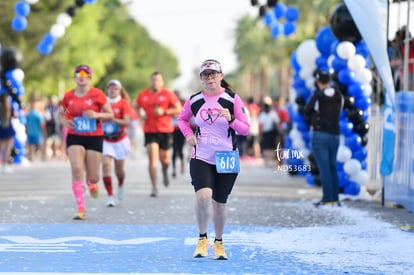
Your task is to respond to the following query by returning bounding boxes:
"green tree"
[0,0,179,100]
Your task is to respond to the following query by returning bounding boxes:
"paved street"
[0,150,413,274]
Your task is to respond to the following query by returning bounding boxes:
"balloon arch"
[286,3,372,196]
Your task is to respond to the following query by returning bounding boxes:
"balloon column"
[11,1,33,32]
[37,0,97,55]
[287,3,372,196]
[0,48,27,164]
[250,0,300,38]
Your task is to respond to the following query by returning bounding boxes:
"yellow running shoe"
[213,240,228,260]
[193,237,209,258]
[88,183,99,199]
[72,212,86,220]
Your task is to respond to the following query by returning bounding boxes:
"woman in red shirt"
[102,80,131,207]
[58,65,114,220]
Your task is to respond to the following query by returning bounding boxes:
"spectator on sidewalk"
[304,70,343,207]
[26,97,46,161]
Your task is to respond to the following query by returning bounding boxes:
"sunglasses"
[75,70,90,78]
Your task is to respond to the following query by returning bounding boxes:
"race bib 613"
[215,150,240,173]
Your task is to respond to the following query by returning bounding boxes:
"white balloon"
[56,13,72,28]
[327,54,335,68]
[50,24,65,38]
[289,127,301,140]
[336,41,356,60]
[292,136,305,149]
[363,84,373,97]
[24,0,40,4]
[355,68,373,83]
[350,170,369,185]
[305,76,316,90]
[337,145,352,163]
[339,135,346,146]
[343,158,362,176]
[347,54,366,72]
[299,67,313,80]
[16,131,27,143]
[296,39,319,70]
[12,69,25,82]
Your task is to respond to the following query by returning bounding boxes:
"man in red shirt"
[135,72,182,197]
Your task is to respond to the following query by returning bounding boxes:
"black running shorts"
[189,158,238,203]
[66,134,104,153]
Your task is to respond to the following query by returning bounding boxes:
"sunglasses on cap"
[74,65,92,76]
[75,70,91,78]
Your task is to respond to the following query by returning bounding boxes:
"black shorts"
[144,133,173,150]
[189,158,238,203]
[66,134,104,153]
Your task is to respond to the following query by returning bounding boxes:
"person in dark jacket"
[304,70,344,207]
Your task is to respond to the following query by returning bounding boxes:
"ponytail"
[220,79,233,92]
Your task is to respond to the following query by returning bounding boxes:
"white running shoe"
[2,165,13,174]
[117,186,124,201]
[106,196,116,207]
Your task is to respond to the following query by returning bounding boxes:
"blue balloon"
[330,40,340,56]
[338,170,350,188]
[296,87,311,99]
[355,41,370,58]
[315,56,328,69]
[263,11,274,26]
[285,6,300,21]
[270,23,283,38]
[297,121,308,132]
[42,33,56,45]
[345,133,362,150]
[331,56,348,71]
[337,68,356,85]
[360,161,367,170]
[352,147,368,161]
[274,3,287,19]
[37,42,54,55]
[284,21,296,36]
[355,95,371,110]
[290,52,301,71]
[84,0,97,3]
[348,82,365,98]
[15,1,30,16]
[340,120,354,136]
[11,16,27,32]
[362,110,369,122]
[344,181,360,195]
[315,26,337,57]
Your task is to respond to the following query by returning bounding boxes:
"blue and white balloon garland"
[263,3,300,38]
[250,0,300,38]
[287,24,372,196]
[10,1,35,32]
[37,0,97,55]
[0,48,27,164]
